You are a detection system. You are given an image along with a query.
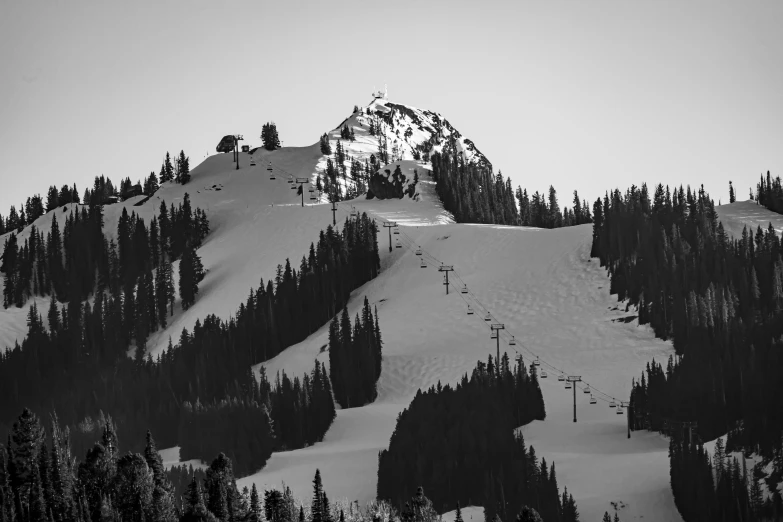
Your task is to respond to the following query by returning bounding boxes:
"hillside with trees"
[0,211,381,476]
[0,407,561,522]
[376,353,581,522]
[430,152,591,228]
[590,182,783,520]
[756,170,783,214]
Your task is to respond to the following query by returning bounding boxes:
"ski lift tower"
[382,221,397,251]
[566,376,582,423]
[294,178,309,207]
[234,134,244,170]
[490,323,505,364]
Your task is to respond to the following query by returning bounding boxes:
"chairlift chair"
[583,385,591,394]
[508,335,516,346]
[350,206,357,218]
[393,228,400,235]
[250,159,256,166]
[287,175,294,184]
[420,259,426,268]
[533,356,541,366]
[616,406,624,415]
[395,239,402,249]
[609,401,616,408]
[590,395,597,404]
[267,163,275,180]
[461,284,468,294]
[541,370,547,378]
[557,374,565,382]
[310,196,317,201]
[467,305,474,315]
[491,331,498,339]
[308,186,315,193]
[415,247,422,256]
[565,381,572,389]
[484,312,491,322]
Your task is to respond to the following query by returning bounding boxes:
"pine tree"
[249,484,261,521]
[729,181,736,203]
[311,469,325,522]
[516,507,543,522]
[179,247,202,310]
[179,150,191,185]
[164,153,174,183]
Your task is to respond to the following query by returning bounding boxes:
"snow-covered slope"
[2,99,685,521]
[716,199,783,238]
[1,143,328,352]
[234,217,680,521]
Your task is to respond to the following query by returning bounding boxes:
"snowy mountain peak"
[315,97,491,201]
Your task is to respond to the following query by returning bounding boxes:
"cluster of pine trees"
[516,188,592,228]
[165,464,207,511]
[6,405,559,522]
[0,187,77,235]
[376,353,576,522]
[1,193,208,320]
[339,125,356,142]
[0,408,180,522]
[431,151,591,229]
[669,434,781,521]
[430,152,518,225]
[261,123,281,151]
[328,297,382,409]
[590,183,783,520]
[756,170,783,214]
[319,133,332,155]
[0,149,192,235]
[0,212,380,478]
[177,360,335,477]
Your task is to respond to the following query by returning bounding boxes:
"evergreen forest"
[377,353,581,522]
[0,212,382,478]
[590,183,783,520]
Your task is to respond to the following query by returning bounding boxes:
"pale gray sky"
[1,0,781,214]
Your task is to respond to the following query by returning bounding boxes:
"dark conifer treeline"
[1,193,208,312]
[0,151,193,236]
[590,183,783,519]
[0,213,379,477]
[177,360,336,477]
[5,407,548,522]
[376,353,577,522]
[328,297,383,409]
[166,464,207,511]
[515,187,593,228]
[756,170,783,214]
[431,152,590,229]
[430,152,518,225]
[668,433,782,521]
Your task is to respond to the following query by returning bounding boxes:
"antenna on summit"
[372,85,387,100]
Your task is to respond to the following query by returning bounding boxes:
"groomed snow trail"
[240,213,684,521]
